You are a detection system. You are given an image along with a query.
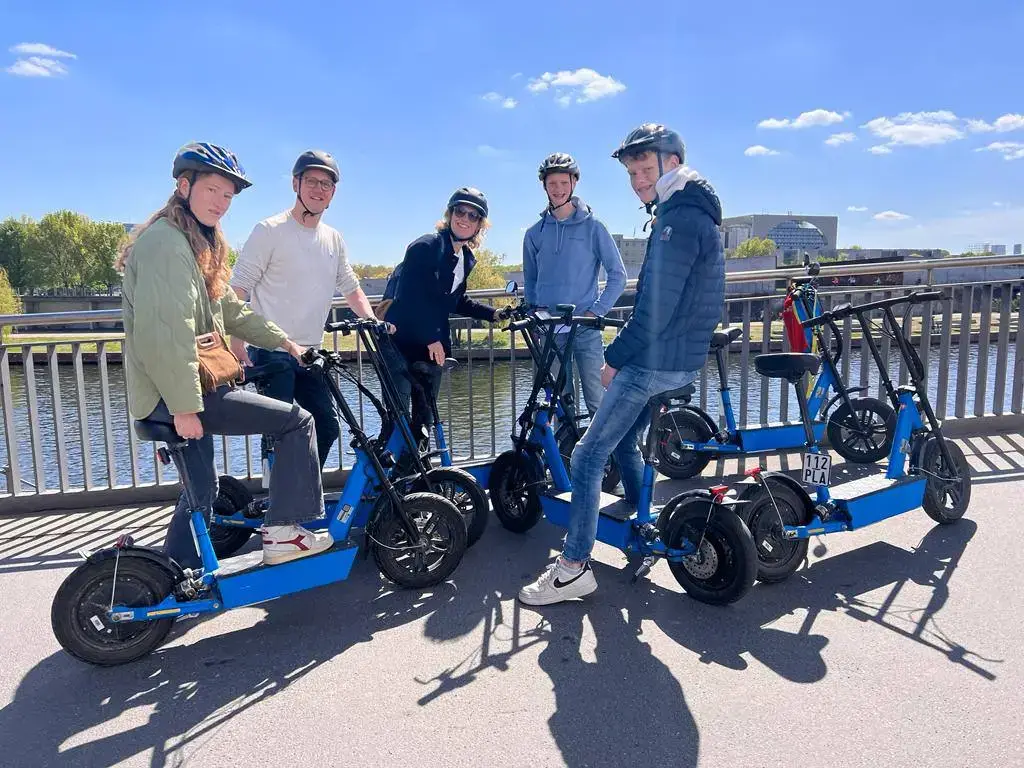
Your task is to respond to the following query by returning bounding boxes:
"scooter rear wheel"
[410,466,489,547]
[372,492,468,588]
[557,428,622,494]
[827,397,896,464]
[664,498,757,605]
[653,409,714,479]
[739,480,811,582]
[488,451,544,533]
[51,556,177,666]
[921,437,972,524]
[209,475,256,558]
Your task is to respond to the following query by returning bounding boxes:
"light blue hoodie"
[522,196,627,317]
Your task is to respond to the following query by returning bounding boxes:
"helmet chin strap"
[545,177,576,215]
[296,173,327,222]
[180,175,217,245]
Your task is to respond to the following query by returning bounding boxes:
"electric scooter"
[652,256,897,479]
[737,290,972,583]
[488,304,759,605]
[207,321,490,556]
[50,338,467,666]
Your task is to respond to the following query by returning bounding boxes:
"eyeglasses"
[452,206,482,223]
[302,176,336,192]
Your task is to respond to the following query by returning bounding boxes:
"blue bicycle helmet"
[172,142,252,192]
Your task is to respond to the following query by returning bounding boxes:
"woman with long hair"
[378,187,509,437]
[119,142,332,567]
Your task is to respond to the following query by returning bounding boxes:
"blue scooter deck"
[830,474,928,530]
[215,540,359,609]
[541,491,636,550]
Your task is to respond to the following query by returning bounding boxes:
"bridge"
[1,255,1022,766]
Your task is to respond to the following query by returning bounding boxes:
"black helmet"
[538,152,580,181]
[173,142,251,192]
[447,187,488,218]
[611,123,685,164]
[292,150,340,183]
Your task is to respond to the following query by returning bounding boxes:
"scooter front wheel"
[653,409,714,479]
[51,556,177,666]
[827,398,896,464]
[664,498,757,605]
[921,437,972,524]
[411,466,489,547]
[372,492,468,588]
[488,451,544,533]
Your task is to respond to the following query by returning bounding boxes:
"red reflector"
[744,467,762,477]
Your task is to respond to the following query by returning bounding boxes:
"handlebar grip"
[601,317,626,328]
[800,312,832,329]
[509,319,533,332]
[913,290,946,302]
[239,359,291,384]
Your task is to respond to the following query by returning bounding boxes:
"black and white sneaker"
[518,558,597,606]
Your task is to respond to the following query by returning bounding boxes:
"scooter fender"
[83,545,186,582]
[660,405,718,438]
[655,488,743,535]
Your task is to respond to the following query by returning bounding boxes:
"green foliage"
[467,248,509,290]
[730,236,777,259]
[352,263,394,279]
[0,216,37,288]
[0,267,20,342]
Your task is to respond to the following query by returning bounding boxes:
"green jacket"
[122,217,288,418]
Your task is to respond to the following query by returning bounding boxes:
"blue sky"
[1,0,1022,263]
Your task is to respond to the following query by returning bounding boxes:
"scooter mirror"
[505,280,518,295]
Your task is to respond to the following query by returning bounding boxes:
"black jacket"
[604,178,725,372]
[384,230,498,361]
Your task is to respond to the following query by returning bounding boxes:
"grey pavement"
[0,434,1021,767]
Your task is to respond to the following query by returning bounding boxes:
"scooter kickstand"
[632,555,655,584]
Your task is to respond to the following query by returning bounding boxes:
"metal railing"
[2,253,1023,511]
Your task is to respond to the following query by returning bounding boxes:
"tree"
[731,237,777,259]
[0,267,20,342]
[23,210,127,290]
[467,248,508,290]
[352,263,393,279]
[0,217,37,288]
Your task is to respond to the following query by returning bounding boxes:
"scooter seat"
[755,353,821,382]
[133,418,186,446]
[649,383,696,407]
[709,327,743,350]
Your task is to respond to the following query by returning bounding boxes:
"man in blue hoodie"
[519,124,725,606]
[523,153,627,419]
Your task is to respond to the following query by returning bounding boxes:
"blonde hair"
[435,208,490,251]
[115,177,233,300]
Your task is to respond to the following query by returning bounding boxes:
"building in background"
[1015,244,1022,255]
[966,242,1007,255]
[721,213,839,251]
[611,234,649,279]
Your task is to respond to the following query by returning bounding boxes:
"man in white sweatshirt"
[230,149,378,468]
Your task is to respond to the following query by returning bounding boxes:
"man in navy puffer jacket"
[519,123,725,606]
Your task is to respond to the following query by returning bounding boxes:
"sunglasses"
[452,206,482,223]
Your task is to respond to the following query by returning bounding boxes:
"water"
[0,340,1016,495]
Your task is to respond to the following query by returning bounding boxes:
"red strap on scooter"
[782,293,809,353]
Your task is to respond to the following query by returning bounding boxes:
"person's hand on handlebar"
[493,305,513,321]
[426,341,445,366]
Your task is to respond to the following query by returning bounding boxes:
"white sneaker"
[261,525,334,566]
[518,558,597,606]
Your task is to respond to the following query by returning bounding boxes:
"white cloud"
[967,114,1024,133]
[825,132,856,146]
[502,97,517,109]
[874,210,911,221]
[868,145,893,155]
[481,92,517,109]
[526,68,626,104]
[758,109,848,130]
[481,92,501,102]
[847,205,869,212]
[862,110,965,149]
[9,42,76,58]
[5,56,70,77]
[993,201,1010,208]
[744,145,780,156]
[477,144,508,158]
[511,72,523,80]
[974,141,1024,161]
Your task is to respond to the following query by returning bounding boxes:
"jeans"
[155,386,324,569]
[562,364,698,563]
[551,327,605,418]
[248,346,340,469]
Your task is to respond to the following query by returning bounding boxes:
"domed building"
[765,219,828,252]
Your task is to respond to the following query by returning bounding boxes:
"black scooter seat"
[133,419,185,446]
[709,327,743,350]
[754,353,821,382]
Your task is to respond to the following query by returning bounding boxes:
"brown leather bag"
[196,331,242,394]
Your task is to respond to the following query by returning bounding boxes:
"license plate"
[802,452,831,486]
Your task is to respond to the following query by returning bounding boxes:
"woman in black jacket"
[381,187,509,435]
